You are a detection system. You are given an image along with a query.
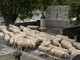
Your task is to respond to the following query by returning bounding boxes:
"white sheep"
[0,32,4,38]
[38,45,51,53]
[51,36,62,47]
[16,38,31,51]
[61,40,73,49]
[72,42,80,50]
[2,29,10,35]
[56,35,69,40]
[48,44,68,52]
[69,47,80,57]
[4,34,11,45]
[50,48,69,58]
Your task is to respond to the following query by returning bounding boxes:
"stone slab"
[46,20,72,28]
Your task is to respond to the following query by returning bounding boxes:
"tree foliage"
[69,0,80,17]
[0,0,53,19]
[68,0,80,25]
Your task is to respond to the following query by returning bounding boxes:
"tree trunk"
[2,13,18,26]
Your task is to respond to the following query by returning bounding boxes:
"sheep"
[0,25,7,31]
[2,29,10,35]
[27,36,43,48]
[16,39,27,50]
[20,26,33,33]
[56,35,69,40]
[20,26,40,38]
[0,32,4,38]
[61,40,73,49]
[66,39,75,43]
[72,42,80,50]
[51,35,55,38]
[49,48,69,58]
[27,36,36,47]
[32,37,43,47]
[10,35,19,48]
[9,24,19,30]
[10,34,24,48]
[10,36,15,45]
[18,32,27,38]
[9,27,20,33]
[20,26,34,36]
[39,32,51,38]
[9,33,34,50]
[4,34,11,45]
[19,25,25,31]
[13,36,35,51]
[51,36,62,47]
[16,38,32,51]
[69,47,80,57]
[9,32,14,37]
[38,45,51,53]
[33,30,40,34]
[41,40,51,47]
[56,35,75,43]
[48,44,68,52]
[9,25,21,33]
[29,39,36,49]
[10,36,25,50]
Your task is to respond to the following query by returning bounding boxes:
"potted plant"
[0,0,53,26]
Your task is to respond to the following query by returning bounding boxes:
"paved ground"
[41,27,62,35]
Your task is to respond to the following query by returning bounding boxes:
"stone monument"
[45,6,71,28]
[46,6,70,20]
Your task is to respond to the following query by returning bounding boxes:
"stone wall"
[45,6,70,20]
[45,6,72,28]
[46,20,72,28]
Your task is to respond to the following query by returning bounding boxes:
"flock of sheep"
[0,25,80,58]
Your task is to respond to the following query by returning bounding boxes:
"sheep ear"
[72,54,80,60]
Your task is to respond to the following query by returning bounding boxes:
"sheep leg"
[17,46,20,50]
[13,44,17,49]
[24,47,27,51]
[6,41,9,46]
[43,53,47,58]
[20,47,22,51]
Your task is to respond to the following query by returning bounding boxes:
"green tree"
[51,0,71,5]
[0,0,53,26]
[69,0,80,25]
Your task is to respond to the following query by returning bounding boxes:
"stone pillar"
[39,12,46,31]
